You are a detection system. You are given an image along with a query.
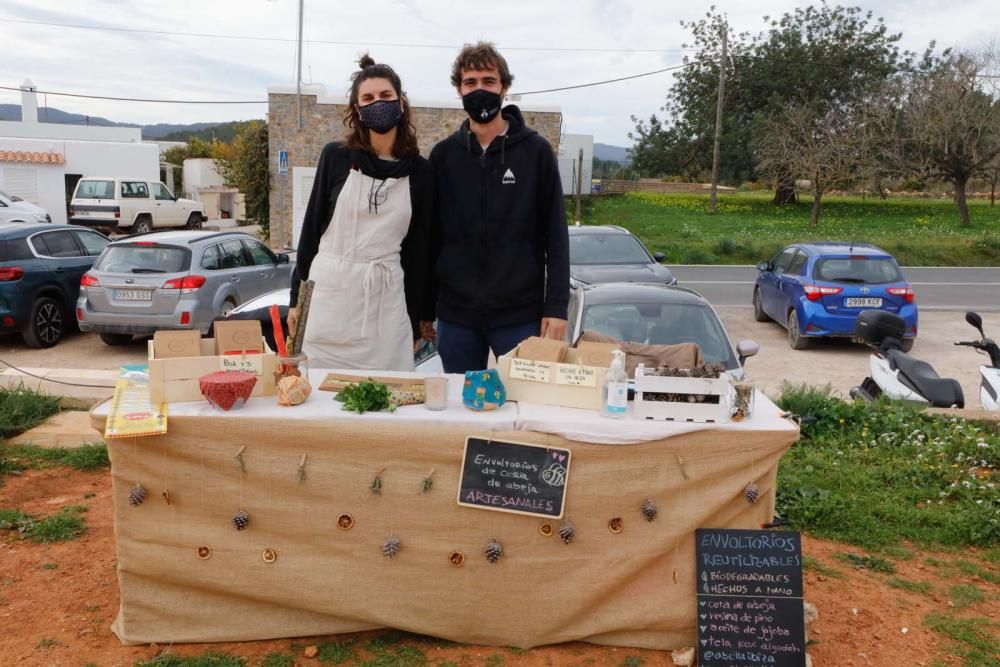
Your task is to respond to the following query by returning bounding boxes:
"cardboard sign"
[153,330,201,359]
[458,437,570,518]
[213,320,264,356]
[696,529,806,667]
[509,358,553,383]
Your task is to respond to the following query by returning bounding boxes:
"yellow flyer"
[104,365,168,439]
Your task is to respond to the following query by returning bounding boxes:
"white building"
[183,157,245,221]
[0,80,160,224]
[558,134,594,197]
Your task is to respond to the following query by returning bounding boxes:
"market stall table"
[92,369,799,649]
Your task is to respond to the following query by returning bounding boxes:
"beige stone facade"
[267,84,561,249]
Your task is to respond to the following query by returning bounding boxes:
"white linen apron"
[303,168,414,371]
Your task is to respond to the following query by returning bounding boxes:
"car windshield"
[94,244,189,274]
[813,257,902,284]
[0,188,22,202]
[570,234,650,265]
[76,180,116,199]
[581,301,739,369]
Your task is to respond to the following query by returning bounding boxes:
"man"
[426,41,569,373]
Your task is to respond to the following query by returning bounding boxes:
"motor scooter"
[954,311,1000,411]
[849,310,964,408]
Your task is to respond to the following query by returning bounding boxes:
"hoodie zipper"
[480,142,489,324]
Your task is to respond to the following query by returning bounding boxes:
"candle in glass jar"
[424,376,448,411]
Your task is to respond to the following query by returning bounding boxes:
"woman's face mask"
[358,99,403,134]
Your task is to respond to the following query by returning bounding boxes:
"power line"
[0,84,265,105]
[518,63,696,95]
[0,17,696,54]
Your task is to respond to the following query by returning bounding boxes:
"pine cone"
[641,498,658,522]
[558,520,575,544]
[484,538,503,563]
[382,534,401,558]
[128,484,146,507]
[232,510,250,531]
[744,482,760,504]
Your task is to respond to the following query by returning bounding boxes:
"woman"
[289,55,435,371]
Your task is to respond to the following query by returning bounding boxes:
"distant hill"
[594,143,630,163]
[0,104,257,141]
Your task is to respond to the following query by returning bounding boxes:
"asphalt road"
[670,265,1000,312]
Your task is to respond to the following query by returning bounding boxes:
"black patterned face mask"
[358,99,403,134]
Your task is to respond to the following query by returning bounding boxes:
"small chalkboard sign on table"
[457,437,571,519]
[696,528,807,667]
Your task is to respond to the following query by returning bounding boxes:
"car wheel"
[220,298,237,318]
[22,297,64,348]
[787,311,810,350]
[752,288,769,322]
[185,213,203,230]
[132,217,152,235]
[100,333,133,346]
[900,338,914,353]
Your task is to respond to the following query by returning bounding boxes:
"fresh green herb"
[335,380,395,414]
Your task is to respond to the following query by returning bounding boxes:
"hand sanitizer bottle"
[602,349,628,419]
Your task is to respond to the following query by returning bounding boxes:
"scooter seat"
[887,350,964,408]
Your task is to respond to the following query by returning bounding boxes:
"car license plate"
[845,297,882,308]
[114,289,153,301]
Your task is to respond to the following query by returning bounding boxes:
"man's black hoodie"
[429,105,569,329]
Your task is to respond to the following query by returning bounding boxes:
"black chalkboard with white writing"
[696,529,806,667]
[457,437,571,519]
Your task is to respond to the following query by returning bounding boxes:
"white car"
[0,188,51,224]
[69,177,206,235]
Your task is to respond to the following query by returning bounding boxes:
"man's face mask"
[462,89,502,124]
[358,99,403,134]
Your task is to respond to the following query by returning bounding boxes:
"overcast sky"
[1,0,996,146]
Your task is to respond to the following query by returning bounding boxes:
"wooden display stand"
[497,344,606,410]
[632,364,732,423]
[147,337,277,404]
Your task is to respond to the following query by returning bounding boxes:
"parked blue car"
[0,222,110,347]
[753,243,917,351]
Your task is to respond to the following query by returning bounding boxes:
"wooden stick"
[290,279,314,356]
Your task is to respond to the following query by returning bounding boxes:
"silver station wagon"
[77,230,293,345]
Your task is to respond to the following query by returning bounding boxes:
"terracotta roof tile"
[0,150,65,165]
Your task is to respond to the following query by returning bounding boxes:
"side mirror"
[736,339,760,365]
[277,253,290,265]
[966,311,984,337]
[756,261,771,272]
[653,251,666,263]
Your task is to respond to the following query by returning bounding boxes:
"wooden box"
[148,337,277,404]
[633,364,732,423]
[497,345,607,410]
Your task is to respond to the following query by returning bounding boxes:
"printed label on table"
[555,364,598,387]
[509,358,553,383]
[219,354,264,376]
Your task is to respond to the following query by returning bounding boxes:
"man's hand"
[287,307,298,336]
[419,320,437,343]
[540,317,568,341]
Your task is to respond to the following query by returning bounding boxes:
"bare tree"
[755,102,871,225]
[900,50,1000,225]
[977,156,1000,207]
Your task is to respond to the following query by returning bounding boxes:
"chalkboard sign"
[695,529,806,667]
[457,437,571,519]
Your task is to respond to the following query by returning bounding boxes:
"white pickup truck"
[69,177,206,234]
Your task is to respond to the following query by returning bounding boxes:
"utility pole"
[574,148,584,224]
[295,0,304,131]
[709,27,727,213]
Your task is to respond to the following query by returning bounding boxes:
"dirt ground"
[1,466,997,667]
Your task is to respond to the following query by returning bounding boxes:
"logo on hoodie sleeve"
[502,168,516,185]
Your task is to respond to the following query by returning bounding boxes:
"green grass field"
[576,192,1000,266]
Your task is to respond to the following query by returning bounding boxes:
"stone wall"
[268,90,561,248]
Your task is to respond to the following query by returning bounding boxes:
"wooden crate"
[633,364,732,423]
[148,337,277,404]
[497,346,606,410]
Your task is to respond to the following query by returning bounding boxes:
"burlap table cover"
[93,399,797,649]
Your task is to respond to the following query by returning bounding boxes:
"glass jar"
[424,376,449,411]
[275,353,309,383]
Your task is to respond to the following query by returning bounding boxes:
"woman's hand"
[419,320,437,342]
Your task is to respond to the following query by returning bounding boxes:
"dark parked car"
[0,222,110,347]
[568,282,758,374]
[753,242,917,351]
[568,225,676,286]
